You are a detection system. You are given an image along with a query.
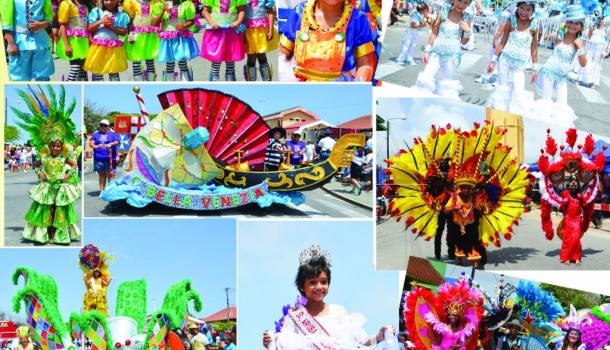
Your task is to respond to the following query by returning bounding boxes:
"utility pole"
[225,288,230,322]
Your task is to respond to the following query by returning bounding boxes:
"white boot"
[133,74,144,81]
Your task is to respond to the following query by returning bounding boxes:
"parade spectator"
[188,324,211,350]
[317,132,335,162]
[554,327,585,350]
[264,127,286,171]
[285,132,306,166]
[495,320,525,350]
[223,336,236,350]
[89,119,119,194]
[350,147,364,195]
[303,140,316,164]
[19,148,28,171]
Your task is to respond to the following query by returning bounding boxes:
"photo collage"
[1,0,610,347]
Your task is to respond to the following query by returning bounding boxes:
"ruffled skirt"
[22,181,82,244]
[125,31,160,61]
[56,35,89,60]
[83,40,128,74]
[158,35,200,63]
[200,28,245,62]
[244,27,278,54]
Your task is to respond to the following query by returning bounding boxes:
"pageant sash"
[287,307,337,350]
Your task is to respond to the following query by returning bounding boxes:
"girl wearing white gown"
[578,16,608,88]
[486,0,539,115]
[414,0,473,99]
[530,5,587,127]
[262,243,393,349]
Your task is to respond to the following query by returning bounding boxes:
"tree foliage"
[4,125,22,143]
[212,320,235,332]
[539,283,601,313]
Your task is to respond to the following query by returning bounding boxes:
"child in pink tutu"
[152,0,200,81]
[83,0,130,80]
[201,0,247,81]
[243,0,277,81]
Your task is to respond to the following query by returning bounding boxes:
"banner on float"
[137,181,269,210]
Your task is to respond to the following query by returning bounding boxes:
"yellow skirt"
[244,27,279,54]
[83,43,128,74]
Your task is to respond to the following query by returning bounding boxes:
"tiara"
[299,243,332,266]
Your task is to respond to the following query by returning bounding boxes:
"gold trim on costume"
[280,35,295,51]
[328,134,366,168]
[354,42,375,58]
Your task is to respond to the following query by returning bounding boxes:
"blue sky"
[84,83,373,125]
[4,84,84,144]
[238,220,399,347]
[375,97,610,165]
[0,218,236,323]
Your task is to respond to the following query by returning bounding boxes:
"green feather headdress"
[11,85,78,151]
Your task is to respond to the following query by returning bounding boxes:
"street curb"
[320,185,373,211]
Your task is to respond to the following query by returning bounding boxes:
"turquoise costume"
[23,154,82,244]
[487,15,536,115]
[1,0,55,81]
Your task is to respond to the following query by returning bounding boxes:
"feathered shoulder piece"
[11,85,78,152]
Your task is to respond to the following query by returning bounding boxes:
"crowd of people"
[389,0,610,125]
[4,146,36,172]
[263,128,374,195]
[1,0,278,81]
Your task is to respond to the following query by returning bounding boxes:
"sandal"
[564,261,571,266]
[575,260,581,266]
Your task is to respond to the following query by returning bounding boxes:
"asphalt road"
[82,166,372,218]
[4,170,83,247]
[376,206,610,271]
[376,16,610,137]
[49,28,279,82]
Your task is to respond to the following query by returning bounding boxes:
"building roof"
[336,115,372,130]
[203,306,237,323]
[263,107,320,122]
[406,256,445,286]
[285,120,334,135]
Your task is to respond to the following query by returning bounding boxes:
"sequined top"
[502,29,532,65]
[431,20,462,58]
[542,42,575,81]
[42,155,67,182]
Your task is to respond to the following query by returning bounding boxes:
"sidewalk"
[321,178,374,211]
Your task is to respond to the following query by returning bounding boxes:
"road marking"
[576,84,609,105]
[286,202,328,217]
[600,74,610,90]
[375,62,405,80]
[456,53,483,74]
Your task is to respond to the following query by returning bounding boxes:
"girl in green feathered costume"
[13,85,82,245]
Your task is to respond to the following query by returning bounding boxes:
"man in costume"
[387,122,529,269]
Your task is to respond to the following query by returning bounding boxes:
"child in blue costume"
[83,0,130,80]
[396,1,427,66]
[1,0,55,81]
[487,0,539,115]
[152,0,199,81]
[531,5,587,127]
[278,0,375,81]
[414,0,472,99]
[243,0,278,81]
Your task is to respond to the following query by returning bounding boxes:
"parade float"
[101,88,365,210]
[10,245,202,350]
